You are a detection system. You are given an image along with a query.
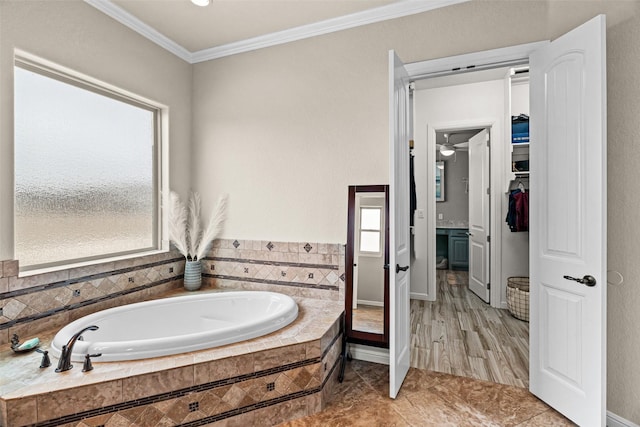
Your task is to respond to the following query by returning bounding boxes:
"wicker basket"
[506,277,529,322]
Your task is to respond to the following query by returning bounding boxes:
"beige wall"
[192,1,640,421]
[605,2,640,422]
[0,0,193,260]
[191,1,551,244]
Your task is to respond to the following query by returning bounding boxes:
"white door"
[388,50,411,399]
[529,15,606,426]
[468,129,490,303]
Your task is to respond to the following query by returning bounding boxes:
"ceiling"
[436,129,484,147]
[112,0,398,52]
[87,0,468,63]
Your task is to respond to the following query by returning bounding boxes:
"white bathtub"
[50,291,298,362]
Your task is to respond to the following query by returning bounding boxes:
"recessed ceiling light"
[191,0,210,6]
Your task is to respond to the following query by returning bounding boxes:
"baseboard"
[410,292,430,300]
[356,299,383,307]
[608,411,640,427]
[349,343,389,365]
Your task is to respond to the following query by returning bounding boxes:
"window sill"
[18,248,171,278]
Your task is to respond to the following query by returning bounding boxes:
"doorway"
[391,16,607,425]
[409,67,531,387]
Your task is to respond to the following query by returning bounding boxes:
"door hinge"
[487,235,491,242]
[486,188,490,195]
[487,282,491,290]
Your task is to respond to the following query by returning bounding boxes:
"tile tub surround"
[201,239,346,302]
[0,251,186,347]
[0,295,344,427]
[0,238,345,348]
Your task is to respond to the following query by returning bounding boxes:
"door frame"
[407,42,547,309]
[426,121,498,306]
[398,36,609,420]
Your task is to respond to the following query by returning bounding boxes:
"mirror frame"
[345,184,390,348]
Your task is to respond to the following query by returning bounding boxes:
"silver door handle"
[563,275,597,287]
[466,232,473,236]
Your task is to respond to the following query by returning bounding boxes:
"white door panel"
[388,50,411,399]
[468,129,490,302]
[530,15,606,426]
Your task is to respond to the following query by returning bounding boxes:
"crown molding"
[191,0,468,63]
[85,0,469,64]
[84,0,192,62]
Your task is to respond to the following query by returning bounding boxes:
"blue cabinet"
[436,228,469,271]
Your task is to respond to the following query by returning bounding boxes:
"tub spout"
[55,325,99,372]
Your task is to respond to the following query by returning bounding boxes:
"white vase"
[184,260,202,291]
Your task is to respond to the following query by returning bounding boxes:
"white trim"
[410,292,430,300]
[406,41,550,310]
[85,0,469,64]
[84,0,192,62]
[192,0,468,62]
[356,299,384,307]
[405,41,548,81]
[425,120,501,307]
[607,411,640,427]
[13,49,170,273]
[350,343,389,365]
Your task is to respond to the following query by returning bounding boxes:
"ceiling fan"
[436,132,469,157]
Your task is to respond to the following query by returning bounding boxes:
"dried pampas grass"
[169,192,189,258]
[187,191,202,256]
[196,194,228,260]
[169,191,228,260]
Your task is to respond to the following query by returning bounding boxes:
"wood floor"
[410,270,530,388]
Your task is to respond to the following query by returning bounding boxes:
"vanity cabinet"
[448,230,469,270]
[436,228,469,271]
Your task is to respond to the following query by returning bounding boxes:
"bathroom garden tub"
[50,290,298,362]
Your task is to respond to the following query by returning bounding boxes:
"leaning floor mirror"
[344,185,389,348]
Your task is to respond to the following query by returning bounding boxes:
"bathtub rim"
[49,290,299,362]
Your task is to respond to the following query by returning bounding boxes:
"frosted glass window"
[359,207,382,254]
[14,61,159,270]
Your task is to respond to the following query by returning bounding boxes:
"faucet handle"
[35,348,51,368]
[82,353,102,372]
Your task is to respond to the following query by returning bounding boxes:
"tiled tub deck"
[0,294,344,427]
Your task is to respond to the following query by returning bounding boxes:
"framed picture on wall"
[436,161,445,202]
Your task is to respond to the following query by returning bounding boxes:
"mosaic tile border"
[206,257,339,270]
[0,257,184,331]
[0,276,180,331]
[202,254,343,293]
[204,274,339,291]
[25,333,343,427]
[181,353,341,427]
[0,257,183,300]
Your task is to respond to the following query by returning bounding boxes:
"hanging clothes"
[410,149,417,226]
[506,189,529,232]
[506,190,518,232]
[514,190,529,231]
